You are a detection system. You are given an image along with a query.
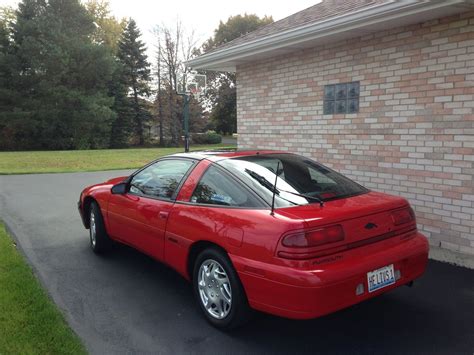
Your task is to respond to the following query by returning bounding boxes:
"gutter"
[186,0,471,71]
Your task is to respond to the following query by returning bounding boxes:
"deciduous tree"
[85,0,126,53]
[201,14,273,135]
[153,22,202,147]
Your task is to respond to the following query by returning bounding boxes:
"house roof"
[208,0,387,54]
[186,0,473,72]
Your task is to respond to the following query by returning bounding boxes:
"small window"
[324,81,359,115]
[191,166,262,207]
[130,159,194,199]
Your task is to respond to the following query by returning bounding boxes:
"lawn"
[0,144,235,174]
[0,223,86,354]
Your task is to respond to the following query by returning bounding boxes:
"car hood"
[84,176,128,192]
[105,176,128,185]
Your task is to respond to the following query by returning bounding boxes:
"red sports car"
[78,150,429,329]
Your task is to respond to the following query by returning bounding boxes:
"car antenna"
[270,161,280,216]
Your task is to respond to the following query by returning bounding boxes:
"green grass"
[0,223,86,354]
[0,144,235,174]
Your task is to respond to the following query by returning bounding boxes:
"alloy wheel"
[198,259,232,319]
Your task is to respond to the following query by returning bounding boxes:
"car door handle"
[159,211,169,219]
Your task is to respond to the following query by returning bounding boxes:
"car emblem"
[365,222,378,230]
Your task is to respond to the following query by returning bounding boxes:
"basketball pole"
[177,92,191,153]
[183,93,190,153]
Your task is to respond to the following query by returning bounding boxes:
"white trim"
[186,0,472,72]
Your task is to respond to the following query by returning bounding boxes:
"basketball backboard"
[177,71,206,99]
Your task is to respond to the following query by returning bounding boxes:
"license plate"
[367,264,395,293]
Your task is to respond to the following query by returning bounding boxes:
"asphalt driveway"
[0,170,473,354]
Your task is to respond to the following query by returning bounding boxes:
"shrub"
[191,131,222,144]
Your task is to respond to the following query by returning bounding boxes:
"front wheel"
[193,248,252,330]
[89,201,111,254]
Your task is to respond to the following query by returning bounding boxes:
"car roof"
[170,149,290,161]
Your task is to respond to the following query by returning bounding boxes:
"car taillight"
[391,207,416,225]
[282,225,344,248]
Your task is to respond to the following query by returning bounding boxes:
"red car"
[78,150,429,329]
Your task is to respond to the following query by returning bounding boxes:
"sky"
[1,0,319,58]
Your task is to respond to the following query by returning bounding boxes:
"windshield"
[218,154,368,207]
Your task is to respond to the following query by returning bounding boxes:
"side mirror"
[111,182,128,195]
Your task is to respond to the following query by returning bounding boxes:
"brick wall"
[237,12,474,256]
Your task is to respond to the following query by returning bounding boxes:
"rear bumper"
[231,233,429,319]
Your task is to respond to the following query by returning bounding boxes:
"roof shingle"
[209,0,389,53]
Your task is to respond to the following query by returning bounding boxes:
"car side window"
[130,159,194,199]
[191,165,262,207]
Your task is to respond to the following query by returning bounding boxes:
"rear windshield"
[218,154,368,207]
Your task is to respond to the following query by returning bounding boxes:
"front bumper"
[231,233,429,319]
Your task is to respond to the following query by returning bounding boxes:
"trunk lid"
[277,191,415,251]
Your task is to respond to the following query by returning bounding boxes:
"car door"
[163,163,269,275]
[107,158,195,261]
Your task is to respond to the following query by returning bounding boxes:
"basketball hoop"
[177,71,206,100]
[189,85,199,99]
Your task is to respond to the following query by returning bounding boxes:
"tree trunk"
[132,84,144,145]
[168,70,178,146]
[158,96,164,146]
[157,46,164,146]
[168,90,177,146]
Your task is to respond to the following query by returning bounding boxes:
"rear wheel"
[193,248,251,330]
[89,201,111,254]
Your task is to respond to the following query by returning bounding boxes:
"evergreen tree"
[0,10,12,140]
[109,62,132,147]
[40,0,115,149]
[117,18,150,146]
[1,0,116,150]
[0,0,46,149]
[0,8,12,98]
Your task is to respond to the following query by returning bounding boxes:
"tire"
[193,247,252,330]
[89,201,112,254]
